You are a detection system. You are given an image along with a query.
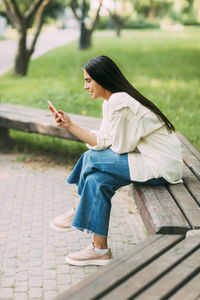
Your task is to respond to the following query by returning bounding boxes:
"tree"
[133,0,173,19]
[69,0,102,50]
[105,0,134,37]
[1,0,52,76]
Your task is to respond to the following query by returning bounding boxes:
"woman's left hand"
[55,110,73,129]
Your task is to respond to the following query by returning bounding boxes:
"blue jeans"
[67,149,167,237]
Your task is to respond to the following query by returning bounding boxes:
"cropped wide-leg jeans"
[67,149,166,237]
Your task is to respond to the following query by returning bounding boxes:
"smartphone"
[48,101,64,121]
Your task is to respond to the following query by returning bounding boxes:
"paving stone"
[0,288,13,298]
[44,270,56,280]
[18,262,29,271]
[57,274,72,285]
[30,250,43,258]
[58,285,71,293]
[18,254,29,262]
[44,279,57,290]
[2,267,16,277]
[68,244,81,251]
[15,293,28,300]
[17,272,28,281]
[84,265,100,274]
[15,281,28,293]
[19,238,31,245]
[55,248,68,256]
[1,277,15,288]
[0,244,5,252]
[4,250,18,258]
[44,291,58,300]
[30,259,42,267]
[56,256,66,265]
[3,258,16,267]
[30,267,42,277]
[72,278,83,285]
[43,251,55,260]
[57,264,70,274]
[29,287,43,298]
[44,259,56,270]
[70,268,85,279]
[18,246,30,253]
[29,276,43,287]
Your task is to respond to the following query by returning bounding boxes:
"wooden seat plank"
[54,235,183,300]
[170,272,200,300]
[182,164,200,206]
[131,184,190,234]
[102,236,200,300]
[138,245,200,299]
[179,139,200,178]
[176,131,200,161]
[168,182,200,230]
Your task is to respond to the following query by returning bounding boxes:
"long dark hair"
[84,55,175,132]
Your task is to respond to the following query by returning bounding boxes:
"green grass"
[0,28,199,165]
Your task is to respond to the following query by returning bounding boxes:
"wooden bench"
[54,233,200,300]
[0,103,101,142]
[131,131,200,235]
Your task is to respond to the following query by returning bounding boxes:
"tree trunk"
[114,20,121,37]
[112,15,121,37]
[13,29,31,76]
[79,21,92,50]
[148,0,156,19]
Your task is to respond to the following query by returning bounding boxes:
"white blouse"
[86,92,183,184]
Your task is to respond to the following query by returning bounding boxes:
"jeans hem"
[72,225,108,238]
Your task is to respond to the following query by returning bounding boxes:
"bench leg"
[0,127,11,144]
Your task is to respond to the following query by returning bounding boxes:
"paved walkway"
[0,28,79,75]
[0,153,146,300]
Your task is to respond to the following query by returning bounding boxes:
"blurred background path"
[0,28,79,75]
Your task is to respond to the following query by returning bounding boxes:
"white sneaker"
[50,207,75,232]
[65,243,112,266]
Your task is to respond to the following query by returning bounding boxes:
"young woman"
[50,55,183,266]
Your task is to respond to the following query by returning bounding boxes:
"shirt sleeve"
[85,128,111,150]
[85,102,112,150]
[109,107,142,154]
[109,106,164,154]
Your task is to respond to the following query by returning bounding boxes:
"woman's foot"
[65,243,112,266]
[50,207,75,232]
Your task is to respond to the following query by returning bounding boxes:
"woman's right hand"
[55,110,73,129]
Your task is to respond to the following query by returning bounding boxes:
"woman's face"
[83,69,111,100]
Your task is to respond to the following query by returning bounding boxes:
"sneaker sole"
[49,221,74,233]
[65,256,112,266]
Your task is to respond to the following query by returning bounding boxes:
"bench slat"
[131,184,190,235]
[170,272,200,300]
[103,236,200,300]
[168,181,200,230]
[176,131,200,161]
[134,244,200,300]
[181,141,200,179]
[182,164,200,206]
[55,235,183,300]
